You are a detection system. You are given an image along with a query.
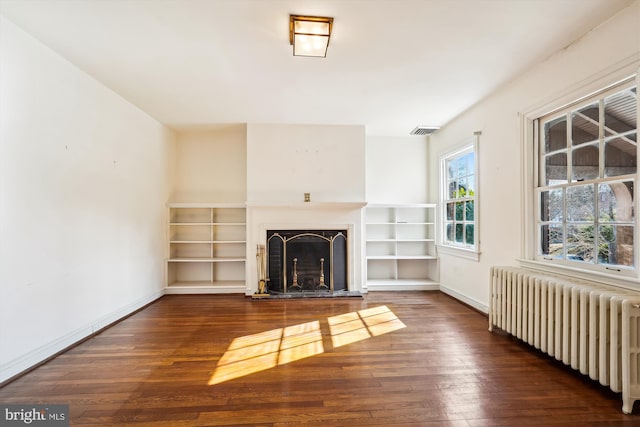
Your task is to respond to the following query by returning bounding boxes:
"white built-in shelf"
[365,204,438,291]
[166,203,246,294]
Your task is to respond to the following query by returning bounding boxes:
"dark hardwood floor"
[1,291,637,426]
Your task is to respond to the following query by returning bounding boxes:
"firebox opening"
[266,229,347,294]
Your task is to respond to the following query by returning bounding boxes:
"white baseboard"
[438,284,488,314]
[0,289,163,384]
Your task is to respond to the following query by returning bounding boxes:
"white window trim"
[438,134,480,261]
[436,243,480,261]
[520,59,640,287]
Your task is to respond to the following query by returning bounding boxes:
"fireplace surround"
[266,229,347,294]
[245,201,366,296]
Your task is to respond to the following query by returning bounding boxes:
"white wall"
[0,17,176,382]
[366,136,428,203]
[175,126,429,205]
[172,125,247,203]
[428,0,640,311]
[246,124,366,202]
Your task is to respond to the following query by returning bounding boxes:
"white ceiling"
[0,0,634,136]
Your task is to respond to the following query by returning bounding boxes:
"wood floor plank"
[0,291,637,425]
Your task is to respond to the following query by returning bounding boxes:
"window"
[440,137,478,256]
[536,82,637,273]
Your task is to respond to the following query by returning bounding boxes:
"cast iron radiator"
[489,266,640,414]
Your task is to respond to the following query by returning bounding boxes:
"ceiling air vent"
[410,126,440,136]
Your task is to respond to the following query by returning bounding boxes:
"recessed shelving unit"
[166,203,246,294]
[365,204,438,290]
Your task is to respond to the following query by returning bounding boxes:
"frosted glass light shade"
[290,15,333,58]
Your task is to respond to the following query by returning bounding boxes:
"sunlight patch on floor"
[361,306,407,336]
[208,306,404,385]
[328,305,406,347]
[278,321,324,365]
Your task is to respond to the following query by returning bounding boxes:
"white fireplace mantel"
[245,201,366,295]
[246,201,367,209]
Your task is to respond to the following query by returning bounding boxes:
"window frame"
[438,135,480,261]
[534,81,637,276]
[521,68,640,287]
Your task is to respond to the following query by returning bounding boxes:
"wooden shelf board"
[168,257,246,262]
[170,240,246,244]
[366,203,436,208]
[167,202,246,208]
[366,279,439,291]
[367,239,435,243]
[170,222,246,226]
[166,280,245,287]
[165,281,247,294]
[367,278,438,285]
[366,255,437,260]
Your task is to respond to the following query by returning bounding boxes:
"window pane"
[465,224,474,245]
[458,177,469,197]
[572,144,599,182]
[455,202,464,221]
[599,181,634,222]
[605,137,636,177]
[446,223,454,242]
[448,180,457,199]
[466,175,476,195]
[447,160,456,180]
[465,201,474,221]
[545,152,567,185]
[572,103,599,146]
[566,185,595,221]
[604,87,637,137]
[544,116,567,153]
[462,152,474,175]
[540,189,563,222]
[598,224,634,267]
[567,224,595,263]
[457,155,468,177]
[540,224,563,258]
[455,224,464,243]
[446,202,455,221]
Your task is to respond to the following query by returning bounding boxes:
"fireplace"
[266,229,347,294]
[245,201,365,296]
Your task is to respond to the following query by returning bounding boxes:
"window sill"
[518,259,640,291]
[437,244,480,262]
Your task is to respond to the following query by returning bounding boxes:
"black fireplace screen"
[266,229,347,293]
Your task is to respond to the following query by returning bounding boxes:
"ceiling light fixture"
[289,15,334,58]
